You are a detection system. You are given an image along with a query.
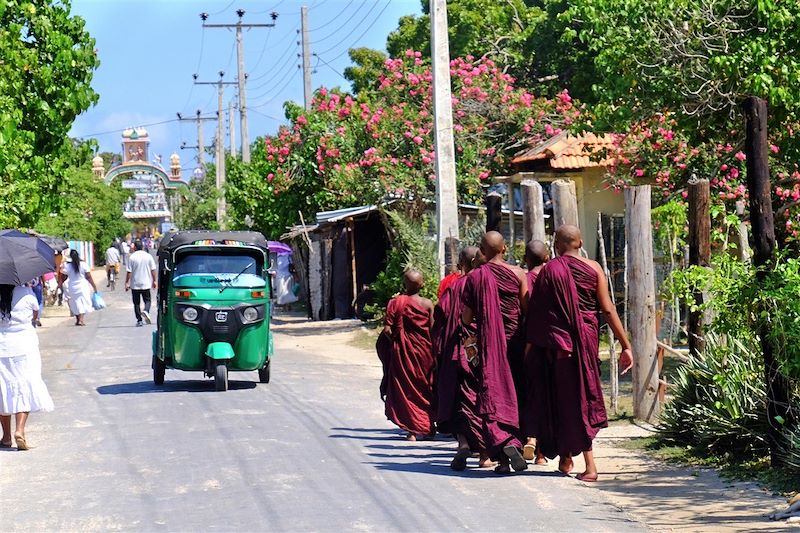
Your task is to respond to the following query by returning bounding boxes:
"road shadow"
[96,380,258,395]
[370,459,569,479]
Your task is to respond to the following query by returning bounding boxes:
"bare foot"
[478,455,496,468]
[534,452,548,466]
[405,433,417,441]
[576,471,598,482]
[558,456,573,475]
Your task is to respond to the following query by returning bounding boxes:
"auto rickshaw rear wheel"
[153,355,166,385]
[258,360,271,384]
[214,362,228,391]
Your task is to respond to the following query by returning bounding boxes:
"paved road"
[2,286,645,532]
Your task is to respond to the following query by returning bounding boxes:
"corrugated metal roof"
[315,204,380,224]
[512,132,615,170]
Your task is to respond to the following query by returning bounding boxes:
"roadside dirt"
[271,312,795,532]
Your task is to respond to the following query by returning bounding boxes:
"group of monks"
[376,225,633,480]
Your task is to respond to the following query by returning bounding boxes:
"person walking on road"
[59,249,97,326]
[0,284,54,450]
[125,239,156,327]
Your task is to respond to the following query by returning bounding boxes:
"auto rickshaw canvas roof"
[159,230,269,254]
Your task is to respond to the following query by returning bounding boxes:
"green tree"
[343,48,388,94]
[34,164,131,252]
[174,167,218,230]
[0,0,100,228]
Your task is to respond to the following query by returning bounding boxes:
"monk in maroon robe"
[522,239,550,463]
[377,270,435,440]
[437,269,461,299]
[524,225,632,481]
[461,231,529,474]
[431,247,495,470]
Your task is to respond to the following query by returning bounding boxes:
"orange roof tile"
[512,132,616,170]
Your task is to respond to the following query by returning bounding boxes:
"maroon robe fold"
[526,270,539,299]
[462,263,522,457]
[376,295,435,435]
[432,277,467,430]
[524,255,607,458]
[485,262,526,430]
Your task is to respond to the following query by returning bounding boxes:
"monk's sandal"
[503,445,528,472]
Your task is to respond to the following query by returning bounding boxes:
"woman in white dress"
[59,249,97,326]
[0,284,54,450]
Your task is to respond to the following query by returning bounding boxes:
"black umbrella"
[27,231,68,252]
[0,230,58,285]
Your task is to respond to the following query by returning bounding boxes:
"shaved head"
[554,224,583,256]
[525,240,550,269]
[403,269,424,294]
[480,231,506,260]
[459,246,481,273]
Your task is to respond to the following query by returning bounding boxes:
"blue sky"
[69,0,422,170]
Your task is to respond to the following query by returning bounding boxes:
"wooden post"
[735,200,752,263]
[744,96,790,466]
[625,185,660,423]
[521,179,546,245]
[347,218,358,307]
[507,182,516,263]
[486,191,502,233]
[444,236,459,275]
[687,177,711,356]
[551,179,579,229]
[597,212,618,414]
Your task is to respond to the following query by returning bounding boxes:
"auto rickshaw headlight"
[182,307,199,322]
[243,306,259,323]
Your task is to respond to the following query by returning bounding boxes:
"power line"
[314,53,348,82]
[248,26,274,73]
[252,72,299,108]
[249,107,283,121]
[206,1,236,16]
[180,26,206,113]
[251,0,286,15]
[322,0,392,61]
[250,61,299,103]
[308,0,356,34]
[248,41,299,94]
[75,119,182,139]
[248,22,299,83]
[315,0,387,57]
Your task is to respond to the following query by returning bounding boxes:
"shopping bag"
[92,292,106,310]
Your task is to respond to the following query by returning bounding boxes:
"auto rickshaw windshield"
[173,251,267,288]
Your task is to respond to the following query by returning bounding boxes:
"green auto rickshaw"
[152,230,273,391]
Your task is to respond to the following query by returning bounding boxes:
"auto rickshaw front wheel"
[214,362,229,391]
[258,360,271,384]
[153,355,166,386]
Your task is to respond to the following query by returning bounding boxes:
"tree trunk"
[486,192,503,233]
[743,96,790,467]
[550,179,579,229]
[687,178,710,356]
[521,179,546,246]
[625,185,660,423]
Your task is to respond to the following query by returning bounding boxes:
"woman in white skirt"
[0,284,54,450]
[59,249,97,326]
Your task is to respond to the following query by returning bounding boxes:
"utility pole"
[301,6,312,110]
[177,106,215,166]
[202,10,278,163]
[229,100,237,159]
[195,71,237,229]
[430,0,460,274]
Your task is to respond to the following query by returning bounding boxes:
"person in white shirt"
[0,284,54,450]
[125,239,157,327]
[120,240,131,270]
[59,249,98,326]
[105,244,121,288]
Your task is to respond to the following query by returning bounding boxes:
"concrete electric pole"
[195,72,237,229]
[177,107,216,166]
[301,6,313,110]
[430,0,460,274]
[202,9,277,164]
[229,100,237,159]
